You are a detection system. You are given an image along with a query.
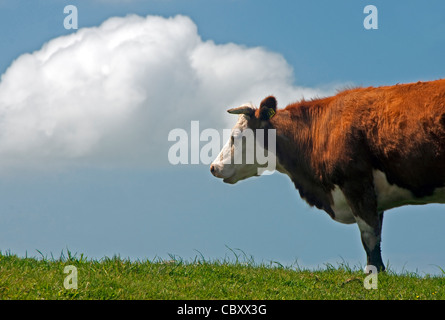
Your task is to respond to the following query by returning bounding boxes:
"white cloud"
[0,14,337,171]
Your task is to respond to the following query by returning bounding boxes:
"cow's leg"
[342,178,386,272]
[356,212,385,272]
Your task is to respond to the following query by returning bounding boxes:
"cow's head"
[210,96,277,184]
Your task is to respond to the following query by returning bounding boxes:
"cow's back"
[334,79,445,198]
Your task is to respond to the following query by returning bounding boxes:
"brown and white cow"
[210,78,445,271]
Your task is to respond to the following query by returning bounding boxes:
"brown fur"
[263,79,445,213]
[247,79,445,270]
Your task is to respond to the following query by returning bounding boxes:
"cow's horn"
[227,106,255,116]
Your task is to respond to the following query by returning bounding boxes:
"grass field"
[0,250,444,300]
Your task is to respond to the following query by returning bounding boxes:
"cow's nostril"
[210,164,215,174]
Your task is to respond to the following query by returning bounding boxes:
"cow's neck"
[271,108,336,217]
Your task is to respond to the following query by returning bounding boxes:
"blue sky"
[0,0,444,275]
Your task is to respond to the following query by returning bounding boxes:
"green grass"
[0,249,444,300]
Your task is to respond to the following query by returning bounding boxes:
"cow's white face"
[211,97,278,184]
[210,104,260,184]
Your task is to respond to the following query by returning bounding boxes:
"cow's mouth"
[223,171,259,184]
[223,176,237,184]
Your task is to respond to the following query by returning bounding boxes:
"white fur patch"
[355,216,380,250]
[330,170,445,225]
[373,170,445,211]
[330,186,355,224]
[210,114,251,181]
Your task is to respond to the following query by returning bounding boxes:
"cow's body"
[210,79,445,271]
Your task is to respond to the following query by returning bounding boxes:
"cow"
[210,78,445,272]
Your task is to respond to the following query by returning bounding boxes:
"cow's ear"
[259,96,277,120]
